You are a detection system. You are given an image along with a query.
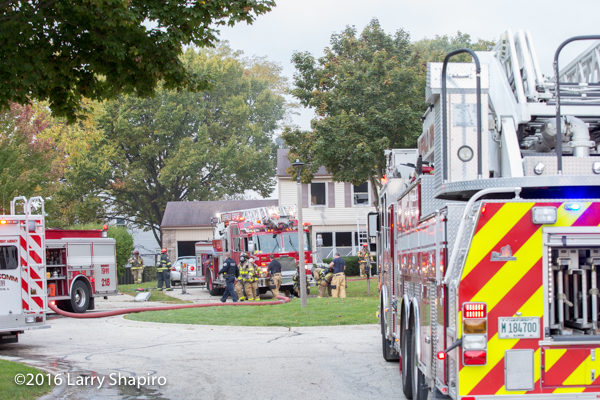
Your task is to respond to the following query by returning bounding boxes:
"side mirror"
[368,212,379,237]
[248,242,255,254]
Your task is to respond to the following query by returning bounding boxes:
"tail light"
[462,302,487,366]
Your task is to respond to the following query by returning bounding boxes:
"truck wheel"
[70,280,90,313]
[380,300,399,362]
[401,323,414,399]
[411,328,428,400]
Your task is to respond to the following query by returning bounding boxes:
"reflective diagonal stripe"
[467,229,542,309]
[462,203,533,278]
[572,202,600,226]
[545,348,567,371]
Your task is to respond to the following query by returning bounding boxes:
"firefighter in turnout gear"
[240,253,260,301]
[267,257,282,298]
[157,248,173,291]
[292,265,309,297]
[357,243,373,278]
[312,265,330,298]
[129,249,144,284]
[234,276,246,301]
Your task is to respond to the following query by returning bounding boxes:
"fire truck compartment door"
[92,243,117,294]
[66,243,92,268]
[0,242,21,318]
[542,347,600,387]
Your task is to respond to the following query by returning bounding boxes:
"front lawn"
[126,278,379,327]
[0,359,54,400]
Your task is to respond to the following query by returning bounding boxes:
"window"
[257,234,282,253]
[353,182,369,205]
[281,232,311,252]
[336,232,353,247]
[0,246,18,270]
[310,182,326,206]
[320,232,333,247]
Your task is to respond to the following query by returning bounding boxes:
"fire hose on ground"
[48,295,290,319]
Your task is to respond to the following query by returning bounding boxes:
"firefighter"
[157,248,173,291]
[292,265,309,298]
[219,252,239,302]
[129,250,145,285]
[357,243,373,278]
[267,257,282,298]
[240,253,260,301]
[234,277,246,301]
[323,265,334,296]
[329,253,346,298]
[312,265,329,298]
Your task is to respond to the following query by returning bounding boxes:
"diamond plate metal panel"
[523,155,600,176]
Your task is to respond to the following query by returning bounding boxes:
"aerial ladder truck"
[377,31,600,399]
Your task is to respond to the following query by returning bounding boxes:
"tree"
[39,101,113,227]
[95,46,287,244]
[412,32,495,64]
[0,103,58,213]
[283,20,424,198]
[0,0,275,121]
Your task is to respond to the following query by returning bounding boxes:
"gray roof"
[277,148,330,177]
[161,199,278,228]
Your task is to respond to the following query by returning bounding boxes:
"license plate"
[498,317,540,339]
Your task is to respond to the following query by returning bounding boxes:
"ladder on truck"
[10,196,47,317]
[219,205,296,224]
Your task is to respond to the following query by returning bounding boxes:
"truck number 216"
[101,278,110,287]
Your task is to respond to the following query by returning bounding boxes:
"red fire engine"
[0,197,118,343]
[377,31,600,399]
[203,206,313,296]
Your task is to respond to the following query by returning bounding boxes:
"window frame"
[310,182,327,207]
[353,181,370,206]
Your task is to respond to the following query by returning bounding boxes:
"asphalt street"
[0,289,406,399]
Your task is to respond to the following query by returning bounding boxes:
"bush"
[107,226,134,278]
[323,256,360,276]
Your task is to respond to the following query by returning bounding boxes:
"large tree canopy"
[94,46,287,244]
[0,0,275,120]
[283,22,495,203]
[283,19,424,192]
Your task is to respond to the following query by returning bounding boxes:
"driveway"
[0,290,405,399]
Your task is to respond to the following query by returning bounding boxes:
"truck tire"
[69,279,90,313]
[206,272,223,296]
[401,323,414,399]
[380,300,399,362]
[411,326,428,400]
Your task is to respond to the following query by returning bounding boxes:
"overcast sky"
[217,0,599,130]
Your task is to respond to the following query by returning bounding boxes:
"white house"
[276,148,376,259]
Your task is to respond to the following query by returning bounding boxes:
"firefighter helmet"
[133,249,139,255]
[240,253,247,262]
[362,243,368,247]
[161,248,167,253]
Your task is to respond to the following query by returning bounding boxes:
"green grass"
[119,281,190,304]
[125,278,379,327]
[0,359,54,400]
